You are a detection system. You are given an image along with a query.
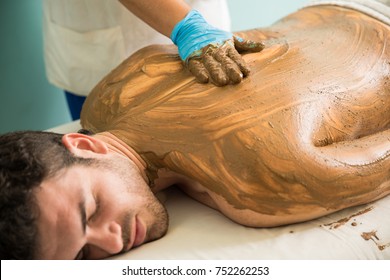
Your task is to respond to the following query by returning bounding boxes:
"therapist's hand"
[171,10,264,86]
[187,37,264,86]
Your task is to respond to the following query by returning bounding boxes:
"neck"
[94,132,149,183]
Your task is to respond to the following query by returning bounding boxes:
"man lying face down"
[1,1,390,259]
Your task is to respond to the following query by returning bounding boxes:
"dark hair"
[0,130,92,259]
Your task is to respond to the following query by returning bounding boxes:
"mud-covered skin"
[81,6,390,227]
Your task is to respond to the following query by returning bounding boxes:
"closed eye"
[88,195,100,223]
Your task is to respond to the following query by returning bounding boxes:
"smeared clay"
[323,206,373,229]
[81,6,390,227]
[361,230,379,241]
[361,230,390,251]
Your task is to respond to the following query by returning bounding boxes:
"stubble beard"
[96,154,169,249]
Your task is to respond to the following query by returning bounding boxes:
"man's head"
[0,131,168,259]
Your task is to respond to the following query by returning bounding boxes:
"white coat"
[42,0,231,96]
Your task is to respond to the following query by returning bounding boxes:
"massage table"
[49,120,390,259]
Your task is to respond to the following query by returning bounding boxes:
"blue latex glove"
[171,10,264,86]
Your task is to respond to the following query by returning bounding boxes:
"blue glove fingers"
[187,58,209,83]
[213,45,243,84]
[202,52,229,86]
[227,47,250,77]
[233,36,265,53]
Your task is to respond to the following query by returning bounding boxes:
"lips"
[125,216,146,251]
[133,217,146,247]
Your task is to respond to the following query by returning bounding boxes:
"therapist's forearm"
[119,0,191,37]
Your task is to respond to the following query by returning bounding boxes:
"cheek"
[97,165,153,215]
[100,187,146,216]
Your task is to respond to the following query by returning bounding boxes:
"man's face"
[34,154,168,259]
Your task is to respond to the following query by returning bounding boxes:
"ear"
[62,133,108,158]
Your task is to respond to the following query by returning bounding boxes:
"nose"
[86,221,123,256]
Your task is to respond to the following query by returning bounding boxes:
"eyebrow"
[79,198,87,235]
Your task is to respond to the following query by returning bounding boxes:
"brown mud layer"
[361,230,390,251]
[323,207,373,229]
[81,6,390,227]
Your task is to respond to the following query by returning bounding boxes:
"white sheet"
[50,121,390,259]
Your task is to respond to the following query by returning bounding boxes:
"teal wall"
[0,0,71,134]
[0,0,308,134]
[228,0,309,32]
